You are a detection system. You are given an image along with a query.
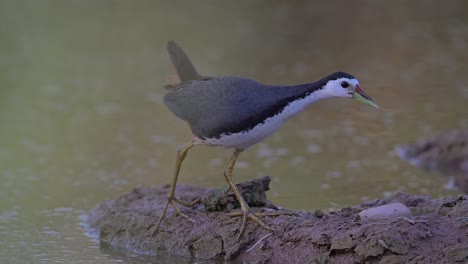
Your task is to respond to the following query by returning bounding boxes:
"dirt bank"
[87,176,468,263]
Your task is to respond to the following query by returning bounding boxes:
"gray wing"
[164,77,286,139]
[163,79,212,126]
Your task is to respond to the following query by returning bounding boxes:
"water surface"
[1,1,467,263]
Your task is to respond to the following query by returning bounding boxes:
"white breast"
[198,89,327,150]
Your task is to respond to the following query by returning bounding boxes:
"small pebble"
[359,203,412,223]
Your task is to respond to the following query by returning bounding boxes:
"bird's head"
[322,72,379,109]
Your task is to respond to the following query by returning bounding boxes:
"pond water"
[1,1,467,263]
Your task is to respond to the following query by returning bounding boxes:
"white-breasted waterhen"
[156,41,379,240]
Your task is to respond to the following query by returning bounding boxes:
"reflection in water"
[1,1,467,263]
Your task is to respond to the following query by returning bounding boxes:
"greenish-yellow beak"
[353,85,379,109]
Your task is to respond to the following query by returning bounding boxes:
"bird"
[156,41,379,240]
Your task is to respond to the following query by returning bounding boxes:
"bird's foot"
[228,208,296,218]
[228,207,292,241]
[169,196,201,222]
[152,196,201,236]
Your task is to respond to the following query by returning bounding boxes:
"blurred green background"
[1,1,467,263]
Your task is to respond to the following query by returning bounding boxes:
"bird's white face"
[322,77,379,108]
[323,77,360,98]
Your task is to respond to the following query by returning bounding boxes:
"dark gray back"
[164,77,314,139]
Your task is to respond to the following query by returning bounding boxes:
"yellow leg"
[154,142,200,233]
[224,149,275,240]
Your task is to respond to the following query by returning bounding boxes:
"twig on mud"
[246,233,273,253]
[396,217,428,225]
[378,239,389,249]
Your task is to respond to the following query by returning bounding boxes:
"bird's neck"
[264,81,331,120]
[285,82,330,100]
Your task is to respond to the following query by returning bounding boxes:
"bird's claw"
[152,196,200,236]
[229,208,283,241]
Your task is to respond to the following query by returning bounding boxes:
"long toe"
[247,213,275,232]
[230,209,276,240]
[229,208,295,217]
[173,196,201,207]
[170,200,197,222]
[154,196,200,235]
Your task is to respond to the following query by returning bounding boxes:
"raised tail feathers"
[167,40,201,82]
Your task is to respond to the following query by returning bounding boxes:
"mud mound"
[87,177,468,263]
[395,128,468,193]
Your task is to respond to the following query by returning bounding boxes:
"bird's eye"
[341,81,349,88]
